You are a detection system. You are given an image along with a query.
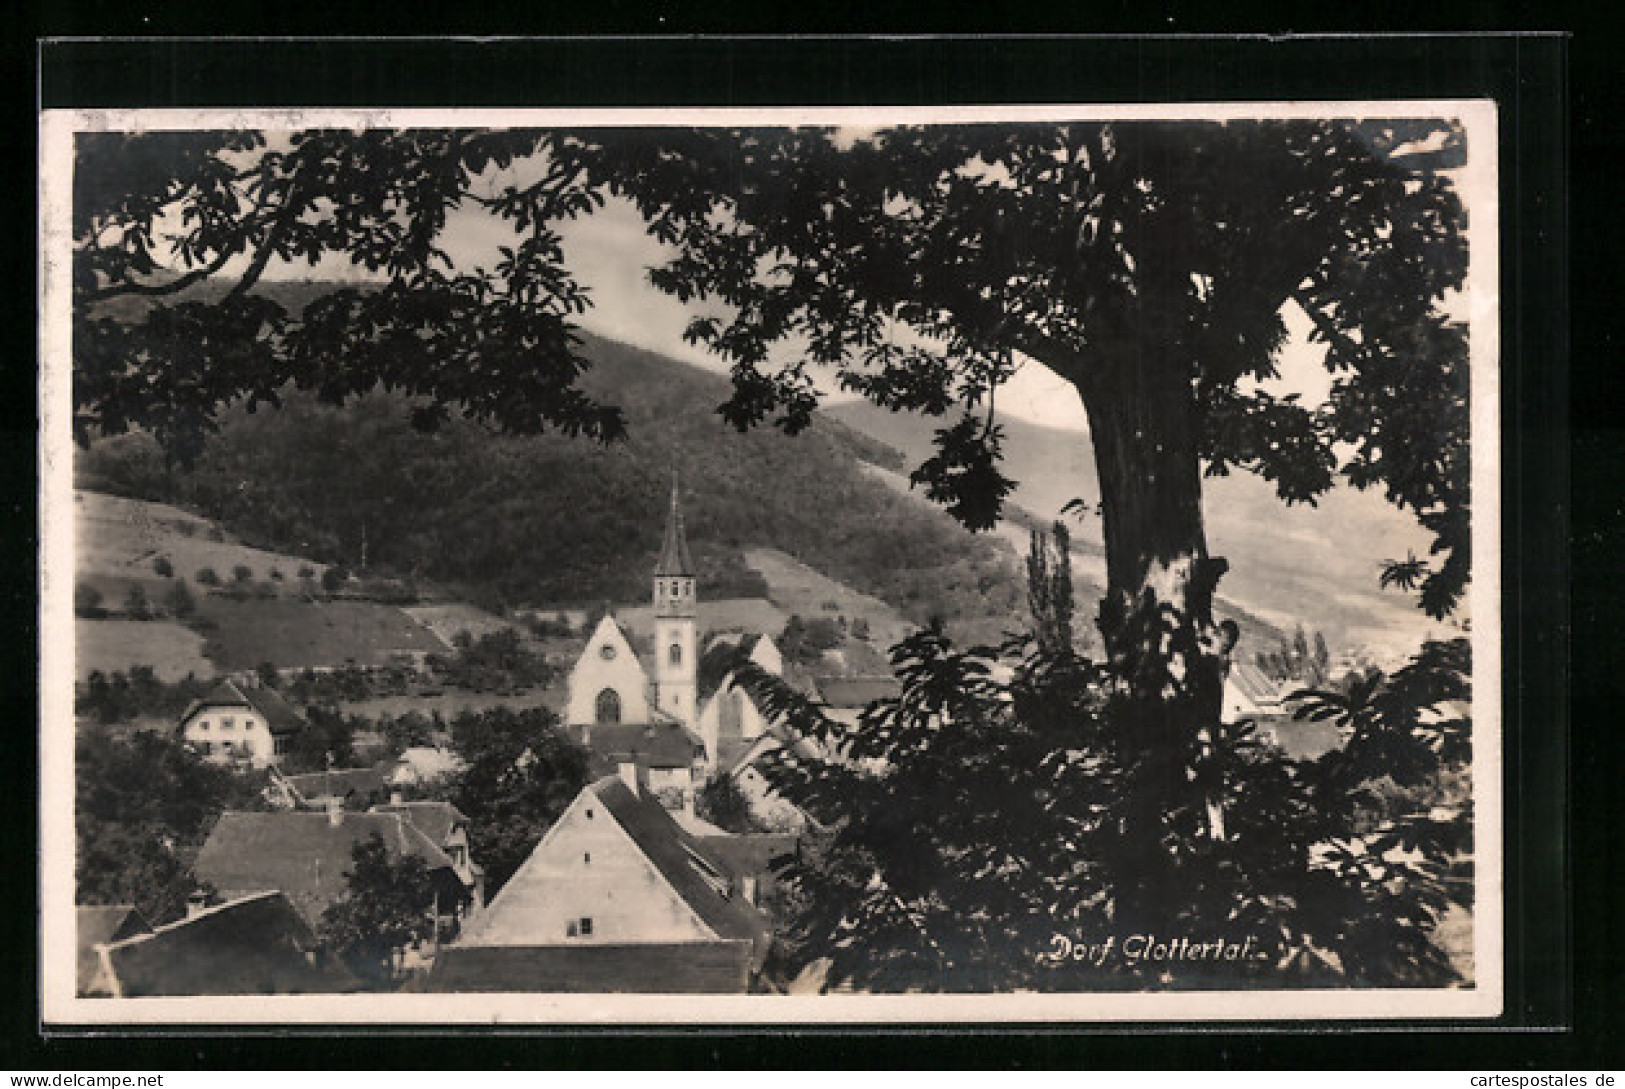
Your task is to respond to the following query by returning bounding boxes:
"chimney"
[185,889,210,919]
[682,786,696,821]
[390,785,404,807]
[326,794,344,827]
[617,760,642,797]
[740,874,759,906]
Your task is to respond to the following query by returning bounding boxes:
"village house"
[269,758,403,812]
[1220,661,1348,761]
[176,677,307,768]
[1222,661,1289,722]
[695,632,784,775]
[193,806,475,934]
[427,764,772,993]
[85,891,358,997]
[369,797,485,909]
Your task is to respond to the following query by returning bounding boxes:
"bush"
[152,556,174,578]
[298,565,315,579]
[123,584,152,621]
[196,567,221,587]
[269,567,285,581]
[232,564,253,584]
[164,578,196,618]
[75,582,107,619]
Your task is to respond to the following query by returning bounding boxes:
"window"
[221,717,234,731]
[579,917,593,937]
[583,852,591,865]
[273,735,289,756]
[198,719,210,731]
[566,917,594,938]
[668,643,682,666]
[599,643,617,661]
[595,688,621,724]
[584,808,594,820]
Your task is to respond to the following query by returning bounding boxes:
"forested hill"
[77,324,1022,628]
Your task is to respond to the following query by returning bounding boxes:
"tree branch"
[1290,285,1371,370]
[80,248,239,304]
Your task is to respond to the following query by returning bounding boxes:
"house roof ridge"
[104,890,286,949]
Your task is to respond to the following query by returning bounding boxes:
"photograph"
[37,101,1501,1024]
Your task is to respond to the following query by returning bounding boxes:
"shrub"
[164,578,196,618]
[123,584,152,621]
[269,567,285,581]
[75,582,107,619]
[152,556,174,578]
[196,567,220,587]
[232,564,253,584]
[298,565,315,579]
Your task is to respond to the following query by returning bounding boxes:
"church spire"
[654,470,695,578]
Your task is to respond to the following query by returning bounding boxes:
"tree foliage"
[76,728,269,923]
[428,627,554,693]
[76,667,212,725]
[444,706,591,896]
[319,832,437,987]
[732,629,1472,992]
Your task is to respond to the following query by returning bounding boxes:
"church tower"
[652,472,698,730]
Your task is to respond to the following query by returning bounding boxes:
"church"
[560,476,788,820]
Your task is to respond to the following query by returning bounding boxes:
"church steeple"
[654,471,695,578]
[653,471,698,729]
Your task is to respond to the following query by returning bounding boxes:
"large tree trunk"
[1073,347,1234,859]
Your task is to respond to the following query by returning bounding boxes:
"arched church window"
[669,643,682,666]
[595,688,621,724]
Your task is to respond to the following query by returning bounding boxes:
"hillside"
[77,323,1023,639]
[826,399,1459,660]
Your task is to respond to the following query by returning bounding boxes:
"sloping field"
[75,489,329,594]
[741,548,914,651]
[194,597,448,671]
[75,619,213,682]
[403,603,517,644]
[615,597,789,642]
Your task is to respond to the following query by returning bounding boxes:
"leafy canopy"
[734,619,1472,992]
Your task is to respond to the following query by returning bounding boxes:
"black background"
[14,18,1601,1072]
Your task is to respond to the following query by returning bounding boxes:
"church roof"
[654,475,695,577]
[576,720,705,772]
